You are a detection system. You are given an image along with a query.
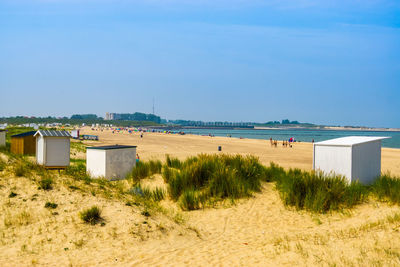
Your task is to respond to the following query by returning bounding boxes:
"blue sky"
[0,0,399,127]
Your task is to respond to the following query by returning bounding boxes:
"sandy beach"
[80,127,400,176]
[1,127,400,266]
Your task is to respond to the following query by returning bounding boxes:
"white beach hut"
[0,130,6,147]
[86,145,137,180]
[34,130,71,168]
[313,136,389,184]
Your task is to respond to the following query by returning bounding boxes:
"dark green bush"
[45,202,58,209]
[79,206,102,225]
[8,192,17,198]
[38,177,53,190]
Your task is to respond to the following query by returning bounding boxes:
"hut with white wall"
[313,136,389,184]
[34,130,71,168]
[86,145,137,180]
[0,130,5,147]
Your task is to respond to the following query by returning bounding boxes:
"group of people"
[269,138,294,148]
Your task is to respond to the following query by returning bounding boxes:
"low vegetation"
[128,154,400,213]
[129,185,166,202]
[38,176,54,190]
[64,163,92,184]
[14,162,30,177]
[274,168,367,213]
[129,159,163,183]
[372,174,400,204]
[79,206,102,225]
[44,202,58,209]
[0,157,6,171]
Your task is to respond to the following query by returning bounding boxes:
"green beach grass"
[129,154,400,213]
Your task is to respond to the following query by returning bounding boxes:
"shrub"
[8,192,17,198]
[38,177,53,190]
[45,202,58,209]
[79,206,102,225]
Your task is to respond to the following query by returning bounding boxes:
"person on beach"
[136,153,140,163]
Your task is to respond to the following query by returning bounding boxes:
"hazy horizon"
[1,0,399,128]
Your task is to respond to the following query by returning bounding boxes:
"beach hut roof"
[86,145,137,150]
[314,136,390,147]
[11,131,37,138]
[34,130,71,138]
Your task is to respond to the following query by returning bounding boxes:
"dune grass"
[163,154,268,210]
[371,174,400,204]
[274,168,368,213]
[79,206,102,225]
[130,155,400,213]
[129,159,163,183]
[0,157,6,171]
[130,184,166,202]
[64,163,92,184]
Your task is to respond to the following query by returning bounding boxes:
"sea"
[173,128,400,149]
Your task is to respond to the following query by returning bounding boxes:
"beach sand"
[1,127,400,266]
[80,127,400,176]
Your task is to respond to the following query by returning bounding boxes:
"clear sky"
[0,0,399,127]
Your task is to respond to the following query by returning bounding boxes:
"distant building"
[104,112,160,123]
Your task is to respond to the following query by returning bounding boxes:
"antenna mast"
[152,97,155,115]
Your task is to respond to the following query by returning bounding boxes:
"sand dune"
[0,127,399,266]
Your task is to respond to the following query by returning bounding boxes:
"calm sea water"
[174,128,400,149]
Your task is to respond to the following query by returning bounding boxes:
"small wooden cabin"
[11,131,36,155]
[0,130,5,147]
[34,130,71,168]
